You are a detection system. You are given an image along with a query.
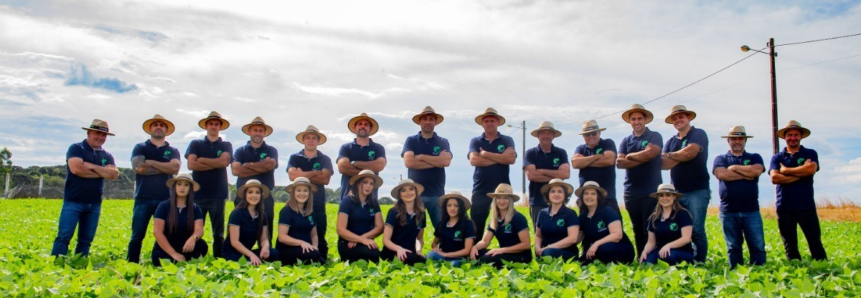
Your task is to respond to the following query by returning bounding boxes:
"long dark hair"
[576,187,606,216]
[649,198,688,230]
[349,177,378,209]
[440,197,474,233]
[393,186,425,226]
[236,186,268,245]
[168,182,196,234]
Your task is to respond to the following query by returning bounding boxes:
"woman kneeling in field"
[277,177,324,265]
[576,181,635,265]
[222,179,279,265]
[381,179,427,265]
[151,173,207,266]
[470,183,532,268]
[534,179,580,262]
[337,169,384,263]
[427,191,476,267]
[640,184,694,265]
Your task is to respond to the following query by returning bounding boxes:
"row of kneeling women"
[153,170,693,267]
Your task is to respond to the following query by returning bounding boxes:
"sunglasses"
[583,132,598,137]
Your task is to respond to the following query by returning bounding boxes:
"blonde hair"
[287,184,314,215]
[488,196,516,230]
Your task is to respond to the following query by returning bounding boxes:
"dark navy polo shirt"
[664,126,710,192]
[713,151,764,213]
[647,210,693,254]
[384,209,427,250]
[523,144,569,207]
[153,200,203,252]
[468,133,516,194]
[277,206,316,246]
[433,218,476,253]
[535,206,579,252]
[64,140,116,204]
[769,146,820,211]
[618,128,663,195]
[132,140,180,201]
[337,197,380,241]
[579,206,628,249]
[185,137,232,200]
[337,138,386,199]
[223,208,266,255]
[487,211,529,248]
[574,138,617,201]
[402,132,451,197]
[287,150,334,210]
[233,141,279,199]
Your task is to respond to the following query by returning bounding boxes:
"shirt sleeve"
[322,155,334,172]
[646,215,656,233]
[467,137,480,159]
[433,223,442,238]
[279,207,291,226]
[688,129,709,149]
[184,140,198,159]
[223,142,234,159]
[712,155,727,175]
[768,154,780,172]
[809,149,821,172]
[338,198,352,215]
[131,143,144,158]
[651,132,664,150]
[384,209,398,226]
[604,206,621,224]
[535,209,545,229]
[514,213,529,233]
[465,220,477,238]
[170,147,181,161]
[618,137,629,155]
[604,139,617,153]
[374,143,386,160]
[441,138,452,156]
[286,154,297,170]
[337,143,350,162]
[227,210,241,226]
[270,147,279,169]
[558,148,569,165]
[401,136,415,157]
[66,143,83,160]
[153,202,169,220]
[104,152,116,166]
[677,210,694,228]
[566,210,579,228]
[193,205,203,221]
[233,147,246,164]
[522,148,535,168]
[663,138,673,153]
[505,136,516,150]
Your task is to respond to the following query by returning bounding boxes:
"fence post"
[4,172,8,199]
[39,174,44,197]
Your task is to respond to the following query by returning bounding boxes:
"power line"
[776,32,861,47]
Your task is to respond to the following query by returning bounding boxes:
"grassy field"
[1,199,860,297]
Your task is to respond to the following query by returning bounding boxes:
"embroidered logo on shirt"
[163,151,172,159]
[369,208,376,215]
[433,146,441,155]
[553,158,560,166]
[368,151,376,160]
[669,223,679,231]
[595,148,603,155]
[312,162,322,170]
[309,215,314,223]
[797,157,806,165]
[454,230,462,240]
[497,144,505,152]
[556,219,565,227]
[743,159,751,165]
[259,152,267,160]
[597,221,606,230]
[640,140,649,149]
[504,223,512,232]
[682,140,688,148]
[101,158,107,166]
[216,150,223,157]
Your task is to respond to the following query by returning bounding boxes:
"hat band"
[584,126,599,131]
[731,132,746,136]
[90,125,109,132]
[252,121,264,125]
[658,188,675,192]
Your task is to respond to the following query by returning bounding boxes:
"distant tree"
[379,196,394,205]
[273,190,289,203]
[0,147,11,174]
[326,187,340,204]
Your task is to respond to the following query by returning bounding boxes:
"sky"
[1,0,860,207]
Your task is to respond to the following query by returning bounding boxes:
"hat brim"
[664,111,697,124]
[348,116,380,136]
[487,193,520,202]
[349,172,384,188]
[622,109,654,124]
[142,119,176,136]
[777,127,811,139]
[540,181,575,198]
[412,113,444,125]
[295,131,328,145]
[198,118,230,130]
[242,123,274,137]
[238,183,271,200]
[81,127,115,136]
[474,114,506,126]
[577,128,607,135]
[720,135,754,139]
[165,177,200,192]
[391,182,425,199]
[649,190,684,198]
[530,128,562,138]
[574,184,608,198]
[438,194,472,210]
[286,182,318,194]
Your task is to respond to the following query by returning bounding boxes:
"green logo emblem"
[216,150,223,157]
[743,159,751,165]
[682,140,688,147]
[369,208,376,215]
[669,223,679,231]
[312,162,322,170]
[640,140,649,149]
[597,221,606,230]
[433,146,441,155]
[163,151,171,158]
[309,215,314,223]
[797,158,806,165]
[101,158,107,166]
[504,223,512,232]
[497,144,505,152]
[595,148,603,154]
[259,152,267,160]
[553,158,560,166]
[454,230,462,239]
[368,151,376,160]
[556,219,565,227]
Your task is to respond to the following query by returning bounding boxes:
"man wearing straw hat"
[616,104,663,256]
[571,119,619,211]
[126,114,182,263]
[402,106,452,229]
[769,120,826,261]
[337,113,387,199]
[185,111,233,257]
[524,121,569,223]
[51,119,119,257]
[661,105,710,263]
[288,125,334,260]
[231,117,279,243]
[713,126,767,268]
[468,107,517,235]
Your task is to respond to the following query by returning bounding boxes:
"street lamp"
[741,38,780,154]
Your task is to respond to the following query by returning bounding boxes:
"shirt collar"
[725,150,747,157]
[81,139,102,152]
[145,139,170,148]
[481,132,506,141]
[416,131,438,140]
[203,136,223,144]
[674,126,697,139]
[780,145,807,156]
[352,138,376,146]
[297,149,321,159]
[245,140,268,149]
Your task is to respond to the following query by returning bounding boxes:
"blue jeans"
[126,198,164,263]
[422,195,442,230]
[51,201,102,257]
[426,251,466,267]
[677,189,709,263]
[720,211,766,267]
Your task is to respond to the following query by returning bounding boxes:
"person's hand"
[534,247,543,257]
[249,255,262,266]
[659,245,672,259]
[470,247,479,260]
[639,253,647,263]
[300,242,317,253]
[171,252,186,262]
[432,247,442,254]
[362,238,378,249]
[487,248,503,256]
[396,247,412,261]
[347,242,357,249]
[182,237,196,253]
[587,244,600,259]
[780,164,788,173]
[259,247,270,259]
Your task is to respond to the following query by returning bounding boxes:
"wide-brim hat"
[241,116,273,137]
[438,191,471,210]
[348,169,383,188]
[474,107,506,126]
[776,120,811,139]
[165,173,200,191]
[540,178,575,198]
[664,105,697,124]
[487,183,520,202]
[649,183,684,198]
[198,111,230,130]
[578,120,607,135]
[574,181,608,198]
[142,114,175,136]
[390,179,425,198]
[530,121,562,138]
[621,104,654,124]
[81,119,115,136]
[295,125,328,145]
[238,179,271,200]
[412,106,444,125]
[286,177,318,193]
[721,126,754,139]
[347,113,379,136]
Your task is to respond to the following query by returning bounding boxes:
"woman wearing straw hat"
[222,179,280,265]
[576,181,635,265]
[150,173,208,267]
[336,169,384,263]
[381,179,428,265]
[534,179,580,262]
[639,184,694,265]
[427,191,476,267]
[277,177,325,265]
[470,183,532,267]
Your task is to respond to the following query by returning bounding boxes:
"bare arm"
[197,152,232,168]
[639,231,657,262]
[278,224,312,246]
[445,238,474,259]
[543,226,580,250]
[68,158,101,178]
[146,159,181,175]
[403,151,436,170]
[770,170,801,184]
[780,161,817,177]
[131,156,161,176]
[417,151,452,168]
[663,226,693,249]
[480,148,516,165]
[360,212,385,239]
[570,153,600,169]
[590,221,624,248]
[337,157,362,176]
[501,230,532,254]
[469,152,497,167]
[288,167,319,180]
[243,158,277,173]
[231,161,262,177]
[627,144,662,163]
[152,219,180,259]
[229,225,258,259]
[590,151,617,168]
[84,162,119,180]
[187,155,216,171]
[666,144,702,163]
[729,164,765,179]
[616,153,643,169]
[525,164,554,183]
[336,213,369,243]
[354,158,387,173]
[714,167,747,182]
[309,169,332,185]
[536,164,571,179]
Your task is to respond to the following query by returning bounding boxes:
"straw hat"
[530,121,562,138]
[474,107,506,126]
[438,191,471,210]
[198,111,230,130]
[142,114,175,136]
[720,126,754,139]
[286,177,318,193]
[165,173,200,191]
[487,183,520,202]
[621,104,654,124]
[237,179,271,200]
[412,106,444,125]
[347,113,379,136]
[649,183,684,198]
[578,120,607,135]
[664,105,697,124]
[81,119,115,136]
[390,179,425,198]
[540,178,575,197]
[574,181,608,198]
[348,169,383,188]
[776,120,811,139]
[295,125,328,145]
[241,116,273,137]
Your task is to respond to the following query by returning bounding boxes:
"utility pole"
[521,120,526,200]
[768,38,779,154]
